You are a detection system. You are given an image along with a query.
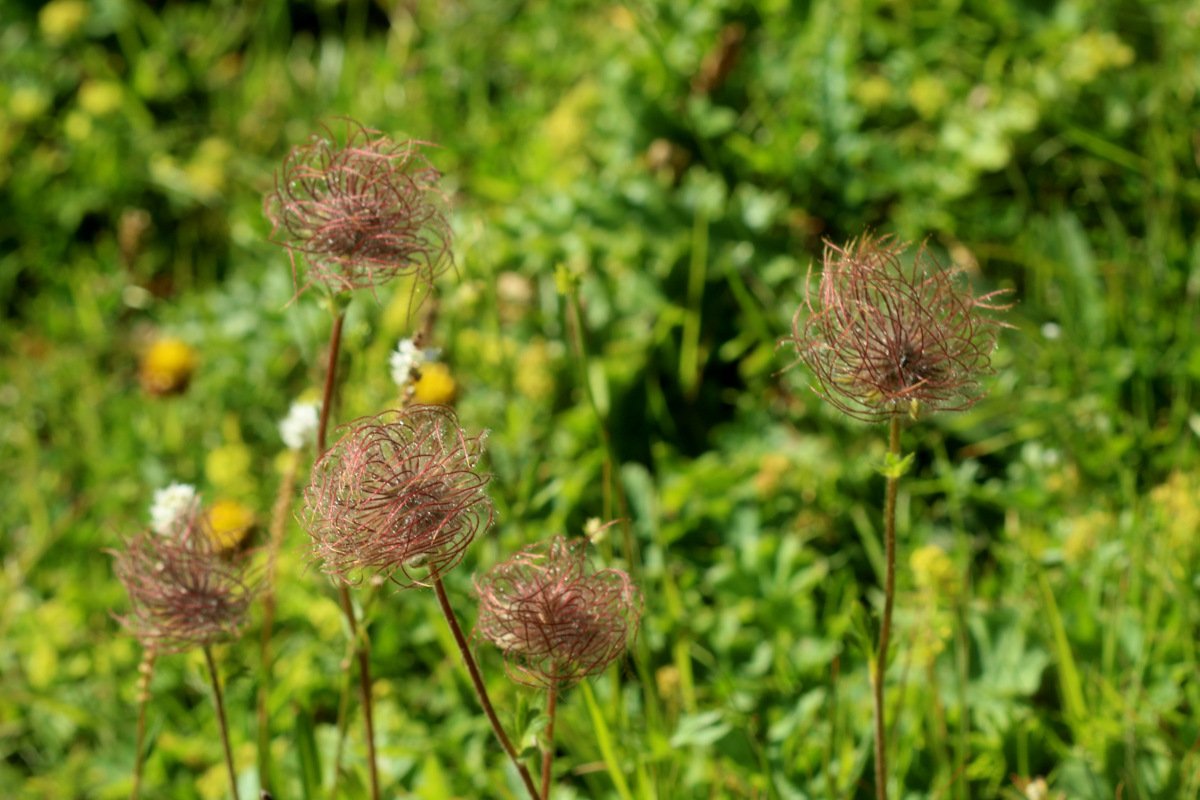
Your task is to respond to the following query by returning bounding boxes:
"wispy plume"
[264,120,451,297]
[475,536,642,688]
[302,405,492,587]
[788,234,1011,422]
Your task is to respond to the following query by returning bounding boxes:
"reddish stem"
[316,311,345,455]
[432,577,539,800]
[318,307,379,800]
[338,585,379,800]
[540,682,559,799]
[872,416,902,800]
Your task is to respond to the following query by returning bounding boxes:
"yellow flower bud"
[205,499,255,551]
[139,338,198,396]
[412,362,458,406]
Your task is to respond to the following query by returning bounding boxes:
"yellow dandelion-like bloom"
[205,499,256,551]
[412,362,458,406]
[139,338,198,396]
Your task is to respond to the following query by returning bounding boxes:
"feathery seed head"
[788,234,1011,422]
[302,405,492,587]
[474,536,642,689]
[112,509,255,653]
[264,120,451,297]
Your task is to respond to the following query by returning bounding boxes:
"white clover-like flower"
[280,400,321,450]
[389,337,441,387]
[149,483,199,537]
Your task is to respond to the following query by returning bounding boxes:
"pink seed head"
[302,405,492,588]
[474,536,642,689]
[264,119,451,298]
[111,510,256,654]
[788,234,1012,422]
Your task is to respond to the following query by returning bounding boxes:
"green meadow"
[3,1,1200,798]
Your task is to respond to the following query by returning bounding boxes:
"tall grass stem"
[256,447,301,794]
[130,648,155,800]
[563,286,637,573]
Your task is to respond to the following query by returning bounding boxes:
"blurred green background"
[3,0,1200,797]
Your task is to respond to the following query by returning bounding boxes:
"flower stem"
[872,416,902,800]
[204,646,241,800]
[540,682,559,800]
[256,447,302,795]
[316,304,380,800]
[432,577,539,800]
[328,646,354,800]
[316,309,345,456]
[130,648,155,800]
[337,585,380,800]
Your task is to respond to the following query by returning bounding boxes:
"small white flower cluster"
[280,400,321,450]
[389,337,441,387]
[149,482,199,536]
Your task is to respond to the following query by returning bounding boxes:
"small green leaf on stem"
[877,451,915,480]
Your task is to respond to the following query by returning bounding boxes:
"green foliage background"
[3,0,1200,797]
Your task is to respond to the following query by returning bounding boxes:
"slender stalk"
[563,283,664,790]
[130,648,155,800]
[204,646,241,800]
[432,577,540,800]
[954,600,971,800]
[257,447,301,794]
[540,682,559,800]
[338,585,380,800]
[328,645,354,800]
[564,286,636,572]
[872,416,902,800]
[316,309,345,456]
[315,305,381,800]
[825,654,839,800]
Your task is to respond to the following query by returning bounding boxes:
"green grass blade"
[293,703,322,800]
[580,681,635,800]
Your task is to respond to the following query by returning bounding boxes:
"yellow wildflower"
[205,499,255,551]
[139,338,198,396]
[412,362,458,406]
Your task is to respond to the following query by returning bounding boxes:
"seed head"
[264,120,451,297]
[788,235,1011,421]
[111,511,256,654]
[302,405,492,587]
[475,536,642,689]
